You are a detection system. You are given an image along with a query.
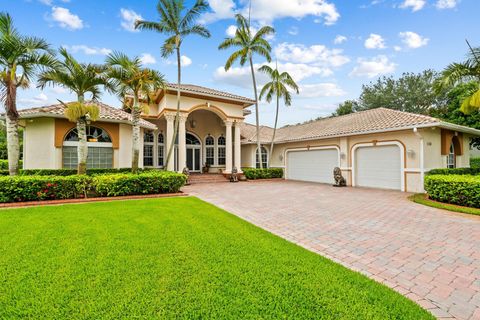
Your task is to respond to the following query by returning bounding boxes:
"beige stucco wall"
[23,118,57,169]
[118,124,134,168]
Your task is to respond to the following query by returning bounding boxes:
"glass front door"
[186,147,201,172]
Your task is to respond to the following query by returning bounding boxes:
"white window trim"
[157,132,165,168]
[217,136,226,166]
[63,141,113,148]
[284,146,340,180]
[351,141,405,192]
[143,132,155,167]
[254,146,269,169]
[204,135,216,167]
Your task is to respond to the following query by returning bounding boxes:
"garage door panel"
[355,145,401,190]
[287,149,338,184]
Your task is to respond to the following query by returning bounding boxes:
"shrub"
[471,157,480,168]
[0,168,154,177]
[424,174,480,208]
[0,175,90,203]
[426,168,480,175]
[242,168,284,180]
[92,171,187,197]
[0,159,23,170]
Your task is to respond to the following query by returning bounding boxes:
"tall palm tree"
[0,12,57,175]
[135,0,210,171]
[259,63,299,166]
[435,41,480,114]
[218,14,274,168]
[106,51,166,173]
[37,48,109,174]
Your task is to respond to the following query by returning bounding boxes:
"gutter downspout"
[413,127,425,192]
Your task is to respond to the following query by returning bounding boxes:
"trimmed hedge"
[243,168,283,180]
[425,174,480,208]
[0,160,23,170]
[93,171,186,197]
[471,157,480,168]
[0,171,186,203]
[426,168,480,175]
[0,167,153,176]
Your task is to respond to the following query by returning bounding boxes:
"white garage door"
[355,145,402,190]
[287,148,339,184]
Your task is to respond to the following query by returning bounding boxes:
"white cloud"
[299,83,346,98]
[399,0,426,11]
[63,45,112,56]
[364,33,386,49]
[140,53,156,65]
[334,35,347,44]
[288,26,299,36]
[120,8,142,32]
[394,45,402,52]
[226,25,237,37]
[201,0,236,23]
[51,87,67,94]
[181,55,192,67]
[274,42,350,68]
[50,6,84,30]
[18,93,49,107]
[435,0,459,9]
[349,55,396,78]
[39,0,53,5]
[399,31,429,48]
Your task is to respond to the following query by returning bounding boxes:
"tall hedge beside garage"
[242,168,284,180]
[424,174,480,208]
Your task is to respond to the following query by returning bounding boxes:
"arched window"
[186,133,201,145]
[143,131,154,167]
[158,132,164,167]
[62,126,113,169]
[256,146,268,168]
[447,140,456,168]
[205,135,215,166]
[217,136,226,165]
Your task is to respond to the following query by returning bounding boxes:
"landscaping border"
[409,193,480,217]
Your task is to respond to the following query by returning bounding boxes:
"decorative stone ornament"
[230,167,239,183]
[182,167,190,185]
[333,167,346,187]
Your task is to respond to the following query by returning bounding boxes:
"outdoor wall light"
[190,119,197,128]
[407,149,415,158]
[279,154,284,162]
[340,152,346,160]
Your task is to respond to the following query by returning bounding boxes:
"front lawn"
[0,197,433,319]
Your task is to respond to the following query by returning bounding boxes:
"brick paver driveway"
[185,180,480,319]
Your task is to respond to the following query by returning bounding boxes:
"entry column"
[234,120,243,173]
[224,119,233,173]
[178,113,188,172]
[165,112,175,171]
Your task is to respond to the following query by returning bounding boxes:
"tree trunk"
[269,94,279,167]
[131,95,141,174]
[249,56,262,168]
[77,95,87,175]
[164,44,182,171]
[5,72,19,176]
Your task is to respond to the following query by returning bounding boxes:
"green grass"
[0,197,433,319]
[410,193,480,216]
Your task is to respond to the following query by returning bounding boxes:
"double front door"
[186,146,201,172]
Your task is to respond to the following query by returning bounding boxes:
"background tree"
[0,12,56,175]
[106,52,165,173]
[38,48,108,174]
[135,0,210,171]
[434,41,480,114]
[219,14,274,168]
[356,70,442,114]
[332,100,359,117]
[259,64,298,166]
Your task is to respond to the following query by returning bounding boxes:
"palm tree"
[435,41,480,114]
[259,63,299,166]
[135,0,210,171]
[37,48,109,174]
[0,12,57,175]
[218,14,274,168]
[106,51,165,173]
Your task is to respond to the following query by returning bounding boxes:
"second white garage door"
[286,148,339,184]
[355,145,402,190]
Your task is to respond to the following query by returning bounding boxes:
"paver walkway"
[185,180,480,319]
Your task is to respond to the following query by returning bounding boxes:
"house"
[12,84,480,193]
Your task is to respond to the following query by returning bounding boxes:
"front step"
[188,174,229,184]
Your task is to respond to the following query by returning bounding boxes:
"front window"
[217,136,226,166]
[205,135,215,166]
[447,141,456,168]
[158,133,164,167]
[256,146,268,168]
[62,126,113,169]
[143,131,154,167]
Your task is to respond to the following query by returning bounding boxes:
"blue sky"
[2,0,477,126]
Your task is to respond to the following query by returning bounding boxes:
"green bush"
[0,159,23,170]
[425,174,480,208]
[0,167,153,177]
[471,157,480,168]
[0,175,90,203]
[92,171,187,197]
[242,168,284,180]
[426,167,480,175]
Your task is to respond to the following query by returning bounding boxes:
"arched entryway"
[185,132,201,172]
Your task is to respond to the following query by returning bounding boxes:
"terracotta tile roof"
[242,108,443,144]
[17,101,157,130]
[166,83,255,105]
